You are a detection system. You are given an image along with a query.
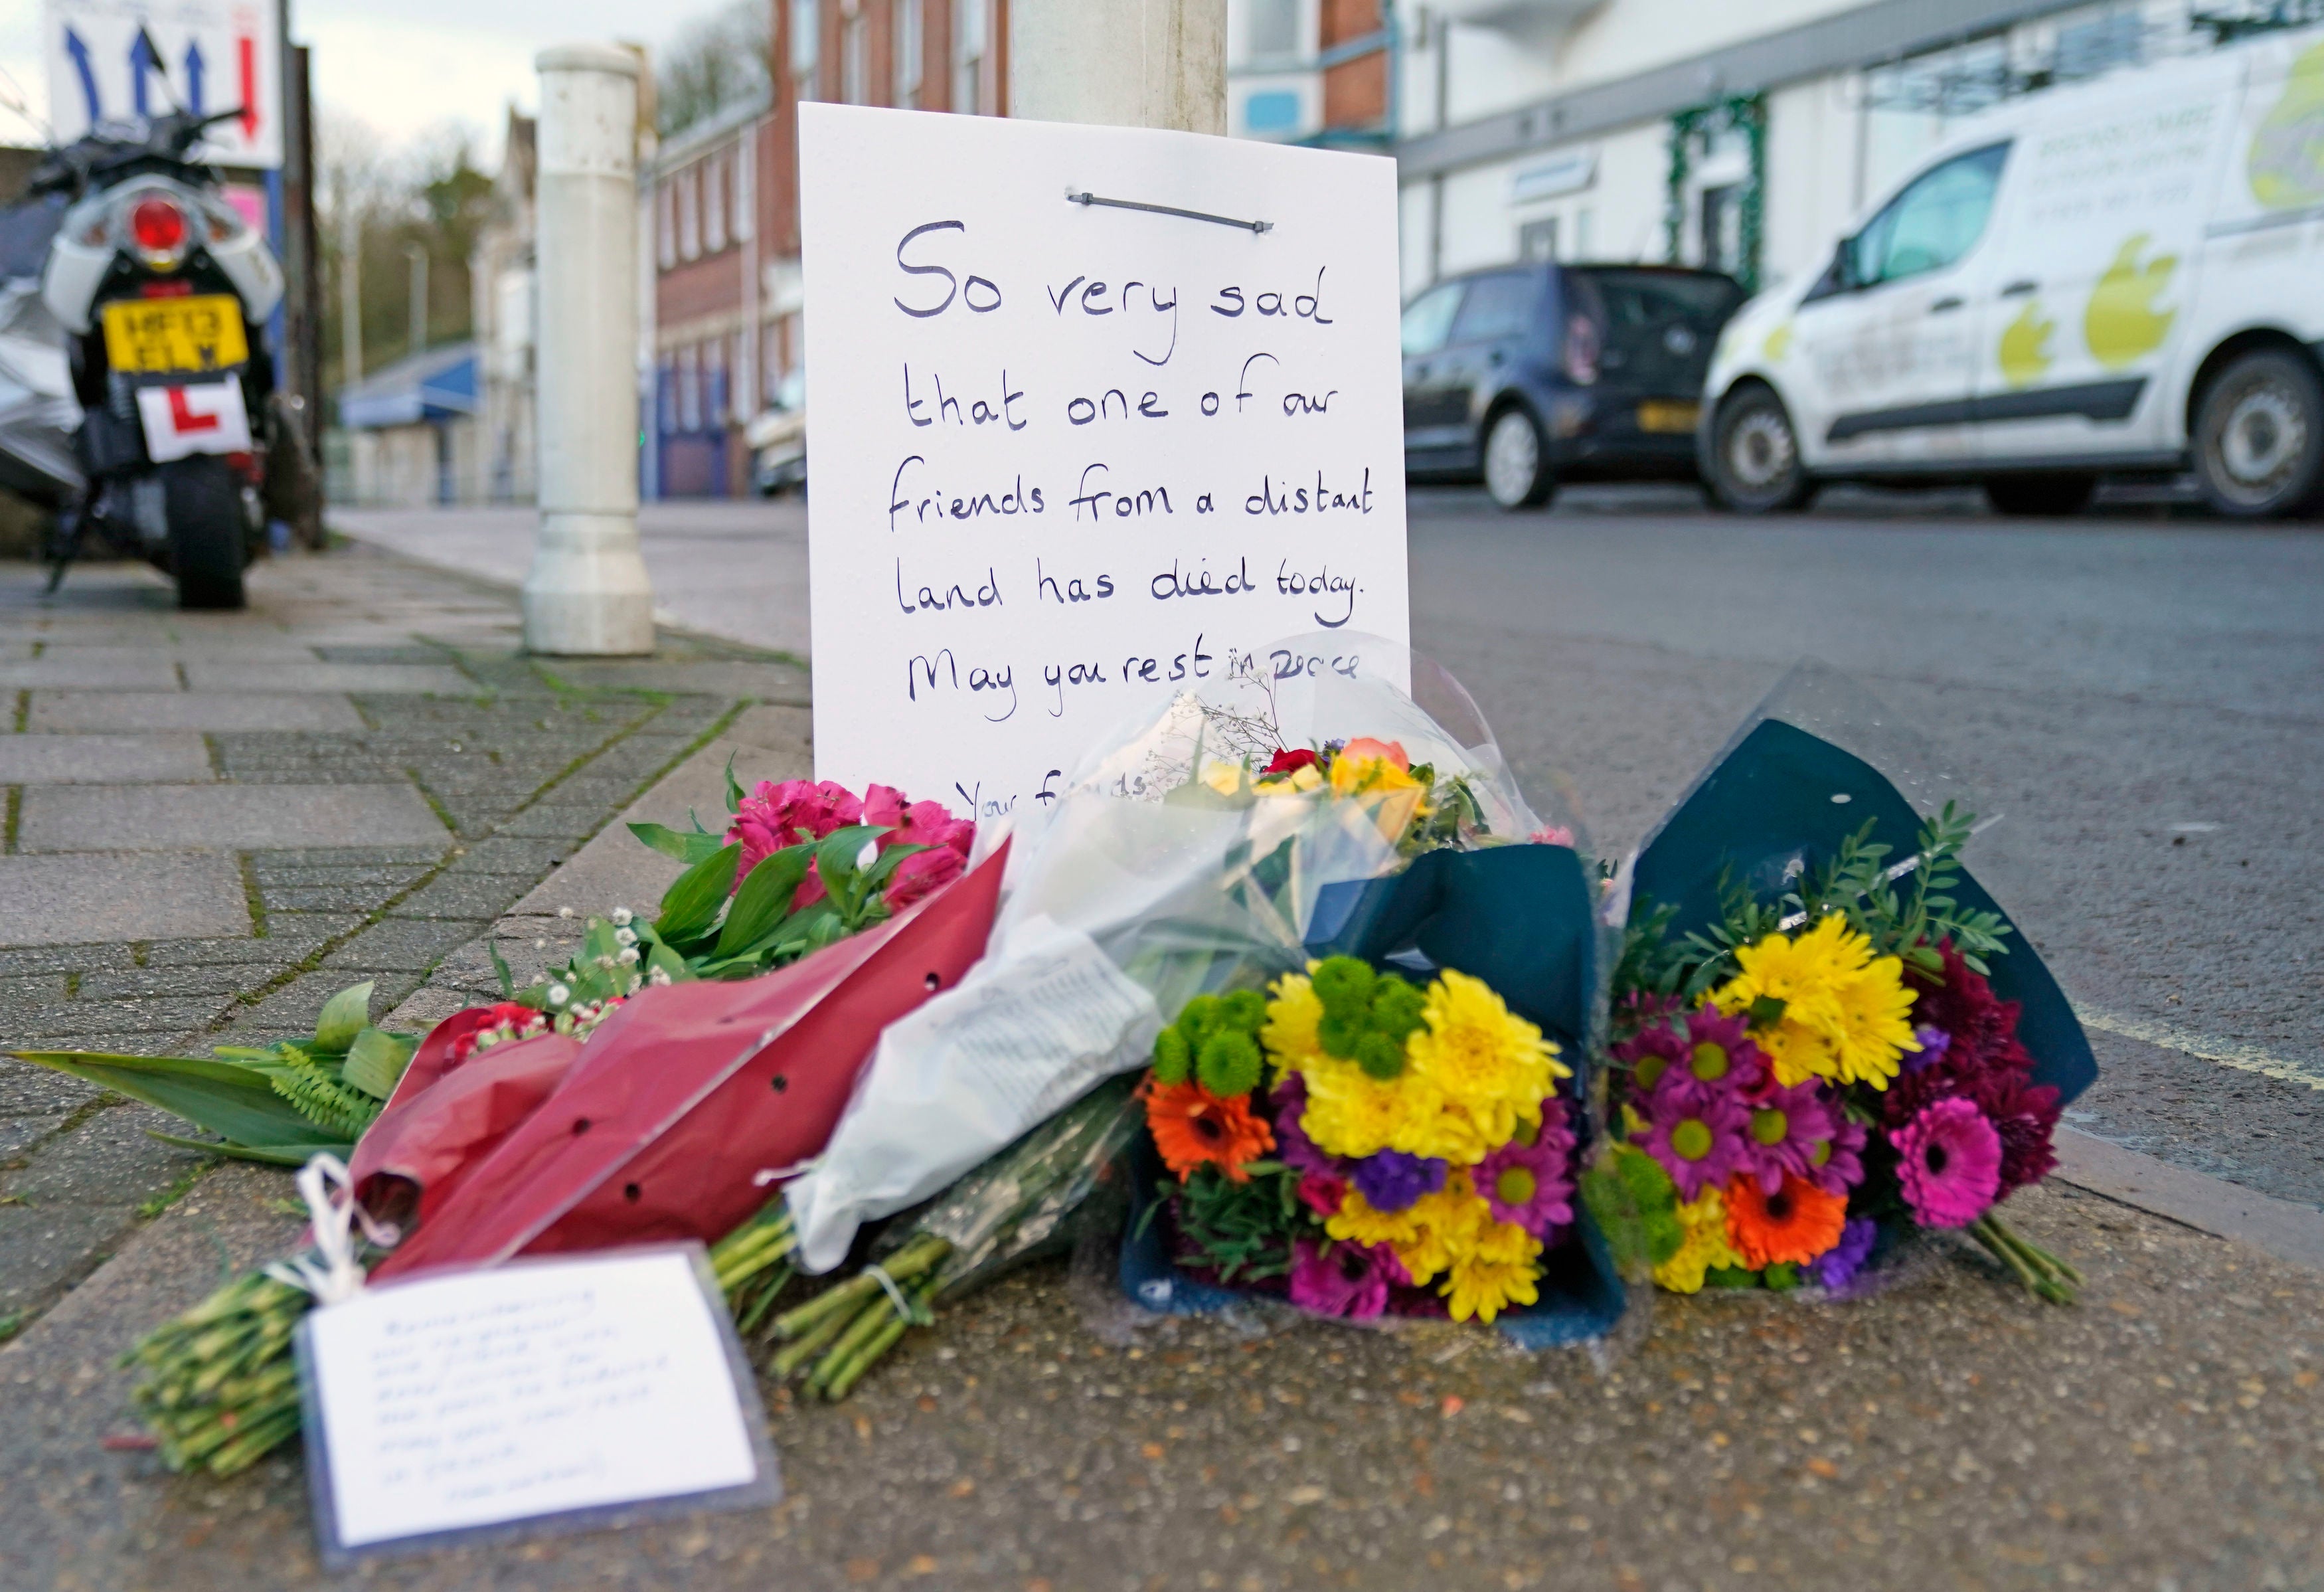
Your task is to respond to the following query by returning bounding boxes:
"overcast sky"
[1,0,737,167]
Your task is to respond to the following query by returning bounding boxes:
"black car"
[1400,262,1746,509]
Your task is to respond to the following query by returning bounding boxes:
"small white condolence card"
[298,1245,777,1562]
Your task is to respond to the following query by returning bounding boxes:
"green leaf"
[814,825,887,894]
[628,821,728,866]
[343,1028,418,1101]
[10,1051,332,1151]
[311,983,374,1055]
[143,1129,353,1167]
[655,843,742,943]
[860,841,931,892]
[489,940,515,999]
[716,846,813,959]
[724,752,748,814]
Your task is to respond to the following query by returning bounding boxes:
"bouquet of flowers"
[1138,952,1578,1326]
[1586,667,2094,1304]
[99,772,993,1476]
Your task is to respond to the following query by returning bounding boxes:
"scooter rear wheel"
[162,457,248,610]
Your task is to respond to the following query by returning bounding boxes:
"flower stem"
[770,1300,856,1377]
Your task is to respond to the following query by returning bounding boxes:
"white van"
[1700,28,2324,518]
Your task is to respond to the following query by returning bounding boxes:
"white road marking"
[2078,1006,2324,1091]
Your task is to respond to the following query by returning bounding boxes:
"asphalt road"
[347,484,2324,1210]
[1396,486,2324,1212]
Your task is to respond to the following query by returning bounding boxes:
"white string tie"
[752,1154,822,1188]
[263,1154,399,1308]
[865,1262,913,1321]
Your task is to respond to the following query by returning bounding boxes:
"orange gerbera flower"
[1144,1078,1275,1182]
[1724,1173,1848,1269]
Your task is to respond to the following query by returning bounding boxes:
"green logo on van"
[2248,41,2324,210]
[1997,300,2055,388]
[2086,236,2177,369]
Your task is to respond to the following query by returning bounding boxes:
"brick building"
[647,0,1011,498]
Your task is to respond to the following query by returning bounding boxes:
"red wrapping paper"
[368,843,1006,1280]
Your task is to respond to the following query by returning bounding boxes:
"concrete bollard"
[524,43,655,657]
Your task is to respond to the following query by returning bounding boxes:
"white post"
[525,43,655,656]
[1007,0,1227,135]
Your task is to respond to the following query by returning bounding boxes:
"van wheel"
[2193,348,2324,518]
[1707,387,1814,513]
[1984,474,2096,516]
[1481,407,1555,510]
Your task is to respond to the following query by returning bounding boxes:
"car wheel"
[1481,407,1555,511]
[2193,349,2324,518]
[1984,474,2097,517]
[1707,387,1814,513]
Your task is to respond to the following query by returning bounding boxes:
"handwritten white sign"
[799,103,1410,824]
[303,1247,769,1553]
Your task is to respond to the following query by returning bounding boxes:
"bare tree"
[657,0,773,137]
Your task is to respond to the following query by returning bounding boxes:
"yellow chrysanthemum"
[1441,1252,1540,1324]
[1467,1216,1542,1269]
[1394,1172,1491,1285]
[1722,915,1920,1089]
[1395,1098,1501,1166]
[1325,1188,1424,1251]
[1260,972,1324,1077]
[1299,1060,1434,1160]
[1827,960,1921,1090]
[1653,1184,1744,1294]
[1407,968,1567,1131]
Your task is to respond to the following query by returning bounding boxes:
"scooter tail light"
[128,197,189,260]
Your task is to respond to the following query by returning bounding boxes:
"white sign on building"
[41,0,284,169]
[799,102,1410,825]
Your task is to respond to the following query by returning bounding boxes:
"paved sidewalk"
[0,545,803,1337]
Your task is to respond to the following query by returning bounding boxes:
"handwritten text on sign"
[306,1249,763,1550]
[799,104,1410,822]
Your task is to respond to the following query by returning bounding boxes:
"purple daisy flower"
[1633,1073,1752,1201]
[1475,1135,1575,1237]
[1351,1149,1447,1213]
[1610,1019,1689,1095]
[1801,1114,1868,1197]
[1288,1238,1398,1320]
[1270,1074,1337,1180]
[1679,1004,1774,1101]
[1892,1098,2004,1229]
[1811,1217,1880,1291]
[1740,1080,1841,1194]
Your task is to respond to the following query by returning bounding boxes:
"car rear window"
[1570,268,1741,331]
[1448,272,1538,344]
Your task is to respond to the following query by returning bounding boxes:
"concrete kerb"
[2050,1126,2324,1274]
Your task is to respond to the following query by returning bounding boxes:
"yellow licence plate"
[100,296,249,375]
[1637,400,1701,434]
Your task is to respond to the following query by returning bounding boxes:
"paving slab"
[0,853,250,945]
[0,1101,207,1205]
[319,916,489,972]
[0,733,212,784]
[503,704,813,921]
[0,1201,137,1314]
[19,782,448,852]
[179,660,476,695]
[27,691,365,733]
[0,656,181,689]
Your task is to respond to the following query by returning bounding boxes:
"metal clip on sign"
[1066,189,1272,234]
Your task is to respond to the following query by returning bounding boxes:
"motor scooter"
[33,108,284,608]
